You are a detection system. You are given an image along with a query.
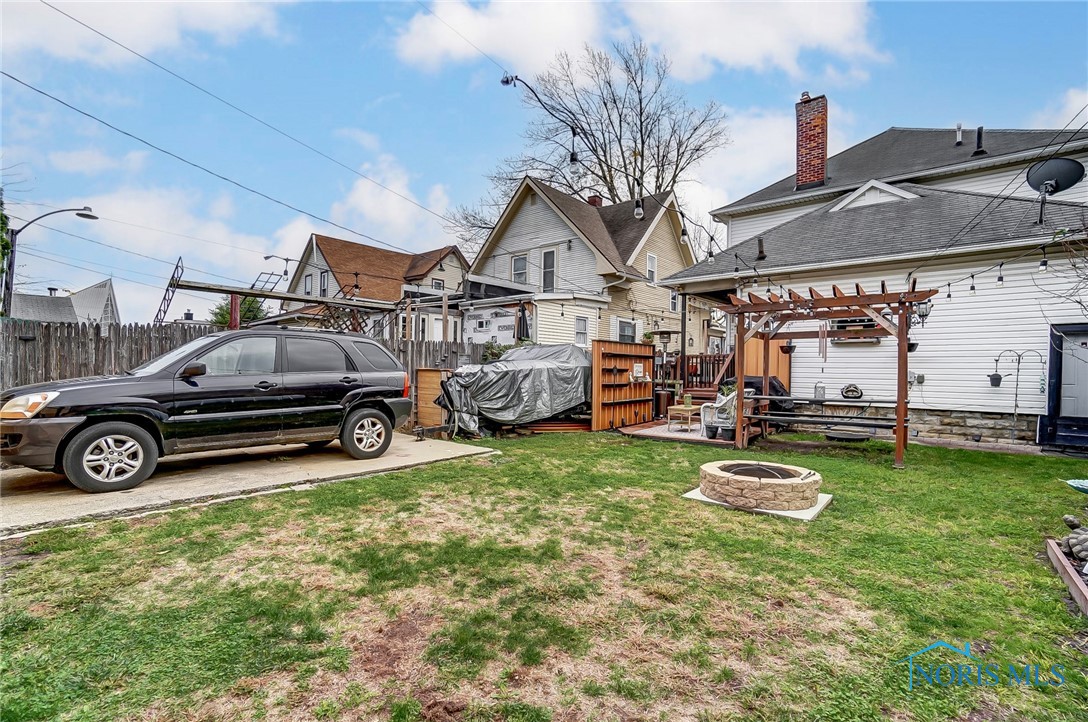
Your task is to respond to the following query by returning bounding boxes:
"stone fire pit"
[699,460,822,512]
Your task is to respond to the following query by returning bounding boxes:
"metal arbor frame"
[720,280,939,467]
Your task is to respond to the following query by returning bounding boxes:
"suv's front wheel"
[62,422,159,493]
[339,408,392,460]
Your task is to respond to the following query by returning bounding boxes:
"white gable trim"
[829,180,919,212]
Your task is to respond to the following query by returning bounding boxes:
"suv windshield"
[128,334,225,376]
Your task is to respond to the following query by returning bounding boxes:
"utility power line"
[40,0,456,231]
[1,70,416,255]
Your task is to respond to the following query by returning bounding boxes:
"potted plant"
[641,331,655,345]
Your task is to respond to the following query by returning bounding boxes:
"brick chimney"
[586,194,604,207]
[795,91,828,190]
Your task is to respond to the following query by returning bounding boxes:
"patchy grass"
[2,434,1087,721]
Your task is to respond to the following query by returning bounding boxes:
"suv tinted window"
[198,337,277,376]
[286,337,352,373]
[354,341,401,371]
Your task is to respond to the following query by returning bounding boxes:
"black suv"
[0,327,412,492]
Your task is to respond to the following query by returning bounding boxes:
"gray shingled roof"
[666,183,1088,282]
[531,179,669,277]
[10,294,79,323]
[721,128,1088,212]
[69,279,119,324]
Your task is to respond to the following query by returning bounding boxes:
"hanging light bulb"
[560,303,565,317]
[597,308,601,320]
[707,247,715,265]
[1038,247,1048,273]
[946,283,952,300]
[569,150,579,168]
[996,262,1004,288]
[680,227,689,243]
[969,275,976,295]
[633,198,644,220]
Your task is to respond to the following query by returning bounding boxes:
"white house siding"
[478,195,605,295]
[768,252,1081,417]
[535,299,599,348]
[726,200,830,247]
[417,253,465,293]
[919,150,1088,205]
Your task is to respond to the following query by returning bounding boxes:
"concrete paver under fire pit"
[683,459,833,522]
[1,434,492,536]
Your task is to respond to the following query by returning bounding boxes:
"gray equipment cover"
[446,344,591,434]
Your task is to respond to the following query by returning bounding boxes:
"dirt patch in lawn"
[0,538,48,580]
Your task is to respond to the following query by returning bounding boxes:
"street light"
[2,206,97,317]
[263,254,298,279]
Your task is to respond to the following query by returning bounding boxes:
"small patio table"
[667,404,700,432]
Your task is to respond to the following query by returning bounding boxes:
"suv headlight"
[1,392,59,420]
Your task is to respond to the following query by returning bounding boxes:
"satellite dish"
[1026,157,1085,224]
[1027,157,1085,195]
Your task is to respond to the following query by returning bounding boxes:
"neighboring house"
[470,176,722,351]
[11,280,120,325]
[275,233,468,341]
[665,92,1088,449]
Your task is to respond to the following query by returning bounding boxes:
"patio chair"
[701,388,754,441]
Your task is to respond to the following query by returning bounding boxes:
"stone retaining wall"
[791,403,1038,446]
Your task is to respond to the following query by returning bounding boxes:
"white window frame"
[304,274,313,296]
[647,253,658,285]
[512,254,528,284]
[319,271,328,297]
[575,316,588,346]
[541,248,557,293]
[431,278,444,290]
[618,320,636,343]
[670,290,679,313]
[476,318,491,331]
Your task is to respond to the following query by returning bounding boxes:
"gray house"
[11,280,121,325]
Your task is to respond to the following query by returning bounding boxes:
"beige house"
[470,177,724,352]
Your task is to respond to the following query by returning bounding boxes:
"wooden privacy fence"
[1,320,220,390]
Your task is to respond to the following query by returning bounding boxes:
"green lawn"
[2,434,1087,722]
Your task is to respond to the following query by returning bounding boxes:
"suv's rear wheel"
[62,422,159,493]
[340,408,392,460]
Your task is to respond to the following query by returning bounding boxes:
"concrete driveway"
[1,434,492,536]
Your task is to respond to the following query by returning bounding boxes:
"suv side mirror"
[180,362,207,378]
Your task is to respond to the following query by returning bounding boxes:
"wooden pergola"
[721,280,939,467]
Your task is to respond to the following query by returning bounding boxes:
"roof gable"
[829,180,919,212]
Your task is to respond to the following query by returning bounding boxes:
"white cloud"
[4,1,284,66]
[395,1,604,76]
[623,1,884,82]
[329,153,452,253]
[336,128,382,153]
[396,1,884,83]
[1029,87,1088,130]
[48,148,148,175]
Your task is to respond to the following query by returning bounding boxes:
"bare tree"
[450,40,729,256]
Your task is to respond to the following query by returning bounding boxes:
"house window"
[647,254,657,284]
[319,271,328,297]
[670,290,679,313]
[432,279,444,291]
[303,274,313,295]
[619,320,636,343]
[512,254,528,284]
[575,317,588,346]
[542,249,556,292]
[476,319,491,331]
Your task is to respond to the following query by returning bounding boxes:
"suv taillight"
[402,372,410,398]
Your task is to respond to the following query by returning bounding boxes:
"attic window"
[529,192,537,206]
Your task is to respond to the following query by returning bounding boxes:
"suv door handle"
[253,380,278,390]
[339,376,356,384]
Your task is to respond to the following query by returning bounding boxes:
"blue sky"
[3,1,1085,322]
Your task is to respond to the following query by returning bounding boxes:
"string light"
[946,283,952,300]
[969,275,976,295]
[1038,247,1048,273]
[996,263,1004,287]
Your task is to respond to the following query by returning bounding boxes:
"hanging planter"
[988,373,1004,387]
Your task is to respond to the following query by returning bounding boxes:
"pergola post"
[894,301,909,468]
[735,311,746,447]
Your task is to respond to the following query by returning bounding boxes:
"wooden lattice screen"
[591,340,656,431]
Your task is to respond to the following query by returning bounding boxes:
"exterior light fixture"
[3,205,98,317]
[945,284,952,300]
[438,260,445,272]
[680,227,689,243]
[633,198,644,220]
[916,299,932,320]
[996,263,1004,287]
[969,275,976,295]
[560,303,565,317]
[706,248,715,265]
[569,126,579,169]
[264,254,296,279]
[1038,247,1048,273]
